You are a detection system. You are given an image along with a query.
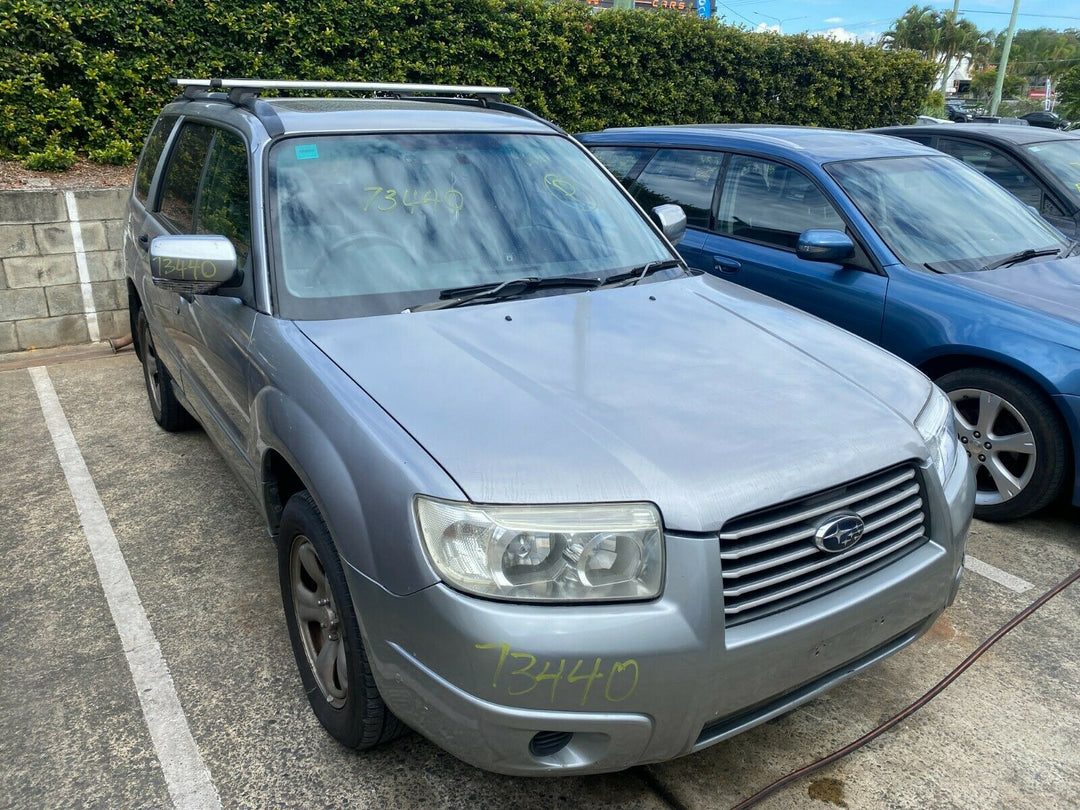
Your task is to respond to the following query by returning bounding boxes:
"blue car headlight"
[916,386,960,485]
[415,497,664,602]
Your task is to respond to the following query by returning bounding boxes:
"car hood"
[298,275,933,533]
[940,255,1080,327]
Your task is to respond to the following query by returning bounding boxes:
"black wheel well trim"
[917,351,1075,477]
[128,279,142,359]
[262,447,312,535]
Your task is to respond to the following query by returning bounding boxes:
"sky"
[711,0,1080,43]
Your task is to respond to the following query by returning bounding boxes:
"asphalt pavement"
[1,351,1077,809]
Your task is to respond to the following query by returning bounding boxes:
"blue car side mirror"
[796,229,855,263]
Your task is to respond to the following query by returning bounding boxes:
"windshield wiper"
[408,275,601,312]
[980,247,1063,272]
[599,259,684,288]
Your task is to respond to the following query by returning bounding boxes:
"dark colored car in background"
[1020,110,1068,130]
[872,124,1080,238]
[578,125,1080,521]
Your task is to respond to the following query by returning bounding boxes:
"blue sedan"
[578,125,1080,520]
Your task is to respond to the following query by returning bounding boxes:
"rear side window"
[629,149,725,229]
[716,155,846,250]
[196,130,252,268]
[590,146,656,187]
[134,116,177,203]
[157,123,215,232]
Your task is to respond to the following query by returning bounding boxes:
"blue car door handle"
[714,256,741,274]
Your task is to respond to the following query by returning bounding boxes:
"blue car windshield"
[267,132,674,318]
[828,155,1067,273]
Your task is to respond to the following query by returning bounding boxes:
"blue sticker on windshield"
[294,144,319,160]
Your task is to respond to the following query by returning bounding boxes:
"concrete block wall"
[0,188,130,353]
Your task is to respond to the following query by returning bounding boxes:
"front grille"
[719,463,929,626]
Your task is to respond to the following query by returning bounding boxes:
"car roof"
[871,123,1080,147]
[166,96,558,137]
[576,124,936,164]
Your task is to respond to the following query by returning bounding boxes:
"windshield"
[827,155,1066,273]
[267,133,674,318]
[1024,140,1080,208]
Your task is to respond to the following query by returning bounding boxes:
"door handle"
[714,256,741,274]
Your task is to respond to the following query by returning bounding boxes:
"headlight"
[415,497,664,602]
[916,386,959,484]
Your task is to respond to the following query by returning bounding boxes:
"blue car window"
[590,146,656,188]
[828,155,1066,273]
[629,149,725,229]
[716,155,845,250]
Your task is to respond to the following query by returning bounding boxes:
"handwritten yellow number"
[568,658,605,705]
[444,189,464,213]
[534,658,567,703]
[402,189,421,209]
[475,642,511,688]
[379,189,398,211]
[506,651,540,695]
[603,660,639,702]
[363,186,383,212]
[422,190,440,206]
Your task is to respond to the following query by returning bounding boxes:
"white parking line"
[29,366,221,810]
[964,554,1035,594]
[63,191,101,343]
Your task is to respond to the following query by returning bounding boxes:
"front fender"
[249,323,467,596]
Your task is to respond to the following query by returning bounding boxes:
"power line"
[958,9,1080,21]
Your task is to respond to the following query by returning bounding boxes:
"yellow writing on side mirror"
[155,256,222,281]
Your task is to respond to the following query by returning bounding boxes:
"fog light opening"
[529,730,574,757]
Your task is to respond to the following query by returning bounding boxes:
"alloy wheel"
[948,387,1037,507]
[290,535,348,708]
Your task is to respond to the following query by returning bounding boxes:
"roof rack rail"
[169,78,513,101]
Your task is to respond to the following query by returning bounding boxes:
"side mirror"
[796,229,855,263]
[650,204,687,245]
[150,235,238,295]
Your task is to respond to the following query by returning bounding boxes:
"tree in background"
[995,28,1080,88]
[969,67,1023,104]
[1057,65,1080,120]
[882,5,994,91]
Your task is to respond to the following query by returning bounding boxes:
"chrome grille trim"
[719,463,930,625]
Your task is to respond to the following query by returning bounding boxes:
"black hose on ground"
[728,564,1080,810]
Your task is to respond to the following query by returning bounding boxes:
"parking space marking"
[964,554,1035,594]
[63,191,100,343]
[28,366,221,810]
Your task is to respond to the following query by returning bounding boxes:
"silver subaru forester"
[126,79,974,775]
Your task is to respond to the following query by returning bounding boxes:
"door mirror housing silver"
[150,235,238,295]
[650,204,687,245]
[796,229,855,263]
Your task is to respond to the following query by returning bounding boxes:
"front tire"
[278,490,404,749]
[936,368,1067,521]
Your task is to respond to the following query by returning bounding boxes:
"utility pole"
[940,0,961,95]
[990,0,1021,115]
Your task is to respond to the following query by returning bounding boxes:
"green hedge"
[0,0,936,168]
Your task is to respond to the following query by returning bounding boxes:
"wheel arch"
[127,279,142,359]
[917,350,1076,504]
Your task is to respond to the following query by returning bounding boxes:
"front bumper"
[344,458,973,775]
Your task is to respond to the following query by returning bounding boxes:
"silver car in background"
[125,80,974,775]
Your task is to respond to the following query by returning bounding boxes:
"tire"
[936,367,1068,521]
[136,308,196,432]
[278,490,405,749]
